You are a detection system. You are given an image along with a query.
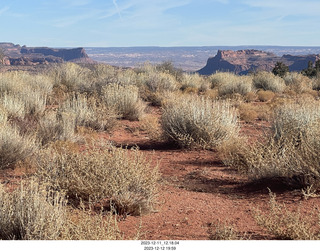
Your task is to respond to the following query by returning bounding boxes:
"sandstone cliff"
[0,42,94,66]
[197,49,320,75]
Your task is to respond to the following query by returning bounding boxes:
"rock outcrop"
[197,49,320,75]
[0,42,94,66]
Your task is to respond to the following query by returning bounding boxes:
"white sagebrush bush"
[0,180,67,240]
[180,73,210,92]
[102,83,145,120]
[221,100,320,188]
[218,75,253,96]
[253,71,286,93]
[138,71,179,93]
[0,121,38,169]
[36,141,159,215]
[283,72,312,93]
[51,63,93,92]
[208,72,238,89]
[59,94,118,131]
[272,100,320,143]
[161,94,239,149]
[0,93,26,119]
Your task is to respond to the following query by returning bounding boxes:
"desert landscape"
[1,44,320,241]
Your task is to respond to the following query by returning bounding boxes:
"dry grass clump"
[0,71,52,118]
[283,72,312,93]
[218,75,253,97]
[35,141,159,215]
[180,73,210,92]
[0,179,67,240]
[253,71,286,93]
[238,103,258,123]
[59,93,118,131]
[0,179,123,240]
[64,206,122,240]
[208,72,238,89]
[139,114,163,141]
[207,221,241,240]
[257,90,275,102]
[37,111,77,145]
[0,121,37,169]
[102,83,146,121]
[161,94,239,149]
[221,100,320,188]
[254,190,320,240]
[50,63,92,92]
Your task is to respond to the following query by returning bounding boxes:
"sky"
[0,0,320,47]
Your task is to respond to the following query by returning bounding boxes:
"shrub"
[0,121,37,169]
[0,179,67,240]
[50,63,92,92]
[180,73,210,92]
[218,75,253,96]
[253,71,286,93]
[221,100,320,188]
[283,72,312,93]
[102,83,146,120]
[0,179,122,240]
[257,90,275,102]
[35,141,159,215]
[272,62,289,77]
[207,221,241,240]
[138,71,179,93]
[161,94,239,149]
[254,190,320,240]
[238,103,258,123]
[37,111,77,145]
[208,72,238,89]
[59,94,118,131]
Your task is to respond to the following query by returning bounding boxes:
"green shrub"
[161,94,239,149]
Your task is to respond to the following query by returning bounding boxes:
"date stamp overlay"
[141,240,180,251]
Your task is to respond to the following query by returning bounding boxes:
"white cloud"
[0,6,9,15]
[242,0,320,16]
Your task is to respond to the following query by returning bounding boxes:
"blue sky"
[0,0,320,47]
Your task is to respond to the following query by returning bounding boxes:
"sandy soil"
[101,109,320,240]
[1,106,320,240]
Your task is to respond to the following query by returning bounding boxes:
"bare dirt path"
[103,114,320,240]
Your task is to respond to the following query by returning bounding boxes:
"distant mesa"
[197,49,320,75]
[0,42,94,66]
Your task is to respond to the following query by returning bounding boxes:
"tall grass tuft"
[220,100,320,188]
[0,121,38,169]
[253,71,286,93]
[102,83,145,120]
[0,179,67,240]
[161,94,239,149]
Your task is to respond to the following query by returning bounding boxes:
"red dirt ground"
[1,106,320,240]
[100,108,320,240]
